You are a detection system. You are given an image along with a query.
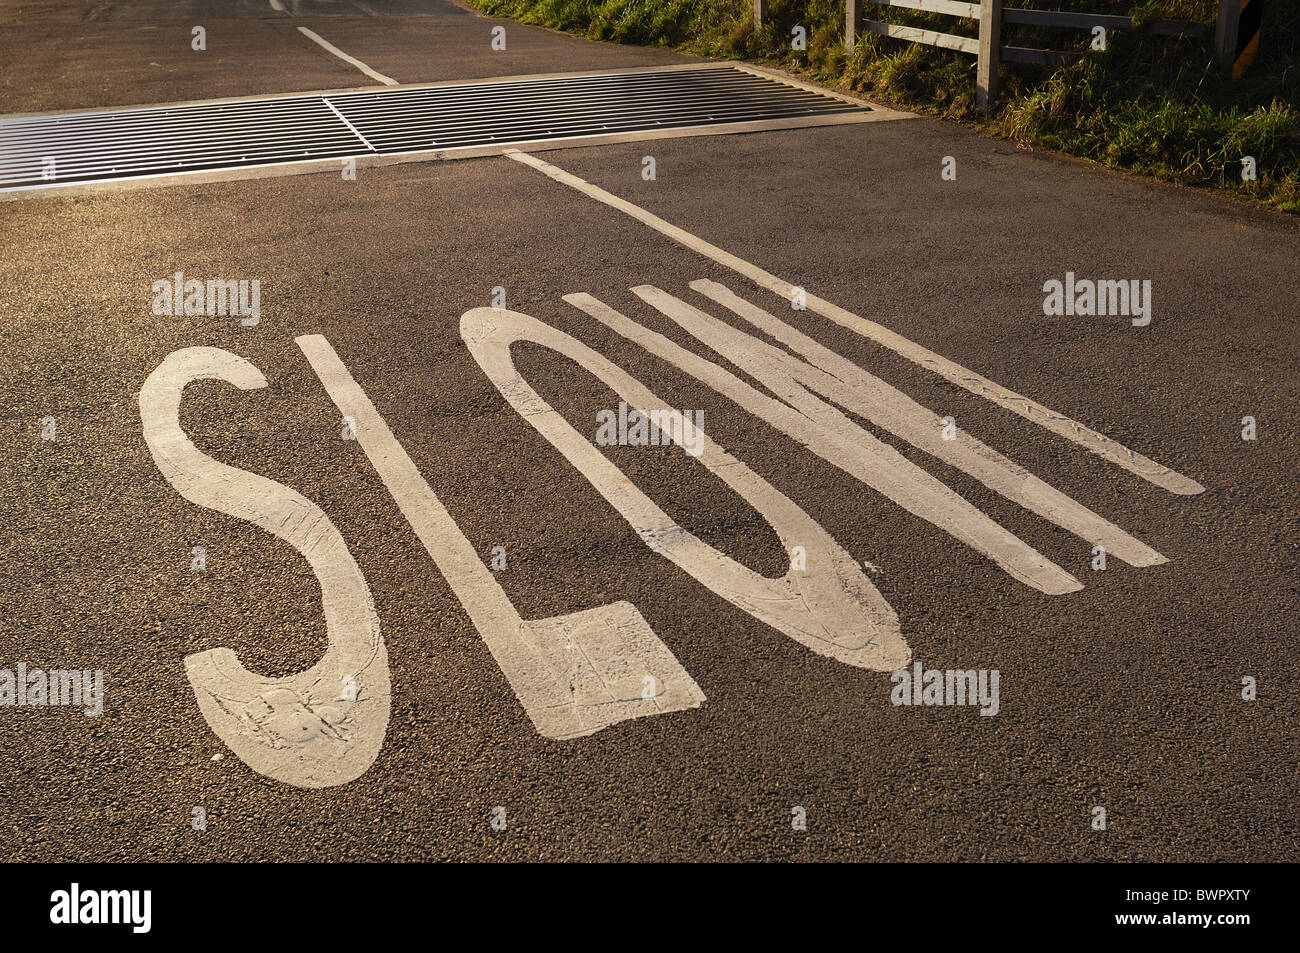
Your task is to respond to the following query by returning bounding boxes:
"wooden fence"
[753,1,1245,112]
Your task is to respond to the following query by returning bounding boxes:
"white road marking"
[690,282,1168,565]
[296,27,398,86]
[460,307,910,671]
[504,149,1204,497]
[568,289,1081,595]
[139,347,390,789]
[269,0,286,12]
[651,281,1161,567]
[323,97,377,152]
[295,334,704,739]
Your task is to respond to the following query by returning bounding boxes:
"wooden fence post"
[846,0,863,55]
[755,0,768,32]
[1214,0,1240,70]
[976,0,1002,112]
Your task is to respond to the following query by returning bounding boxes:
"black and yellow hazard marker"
[1223,0,1263,78]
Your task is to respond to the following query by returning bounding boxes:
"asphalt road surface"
[1,0,1296,862]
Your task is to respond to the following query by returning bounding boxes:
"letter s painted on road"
[139,347,390,788]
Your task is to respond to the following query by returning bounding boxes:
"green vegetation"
[465,0,1299,212]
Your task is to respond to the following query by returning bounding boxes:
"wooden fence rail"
[753,1,1223,113]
